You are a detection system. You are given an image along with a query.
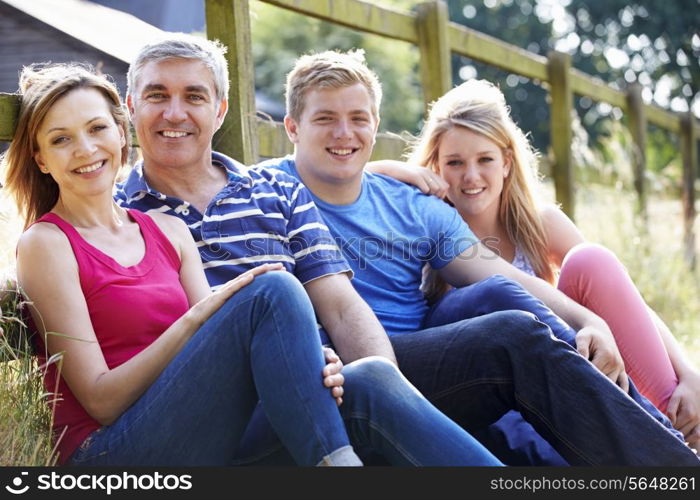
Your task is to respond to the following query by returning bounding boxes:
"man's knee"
[450,310,549,351]
[241,270,309,307]
[342,356,407,393]
[472,275,532,309]
[249,269,304,294]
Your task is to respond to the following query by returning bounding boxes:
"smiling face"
[437,126,511,222]
[34,87,126,199]
[285,83,379,197]
[127,58,227,173]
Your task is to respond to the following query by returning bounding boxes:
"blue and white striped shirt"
[115,152,351,291]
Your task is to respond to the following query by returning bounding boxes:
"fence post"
[547,51,574,220]
[681,111,697,268]
[205,0,258,164]
[415,1,452,114]
[626,83,648,219]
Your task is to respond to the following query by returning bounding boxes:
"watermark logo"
[5,472,29,495]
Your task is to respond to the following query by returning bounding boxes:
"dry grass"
[0,279,58,466]
[543,182,700,366]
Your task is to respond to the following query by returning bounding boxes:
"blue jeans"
[69,272,501,466]
[424,275,686,462]
[235,357,503,466]
[69,272,359,466]
[402,309,698,465]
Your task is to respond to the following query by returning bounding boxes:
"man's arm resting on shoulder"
[304,273,397,365]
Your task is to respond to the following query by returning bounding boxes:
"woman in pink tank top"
[2,63,366,466]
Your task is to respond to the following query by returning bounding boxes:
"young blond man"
[259,49,699,466]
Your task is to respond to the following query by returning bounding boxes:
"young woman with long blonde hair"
[371,79,699,451]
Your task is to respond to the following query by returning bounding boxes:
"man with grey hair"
[114,33,505,466]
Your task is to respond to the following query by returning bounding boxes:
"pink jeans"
[557,243,678,411]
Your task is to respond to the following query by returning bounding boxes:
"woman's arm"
[539,204,586,267]
[650,309,700,442]
[17,222,277,426]
[146,212,211,305]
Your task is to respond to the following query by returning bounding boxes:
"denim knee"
[235,270,314,313]
[343,356,402,388]
[475,275,532,310]
[342,356,415,398]
[452,310,549,353]
[246,270,306,299]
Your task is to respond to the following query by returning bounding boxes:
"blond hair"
[2,63,130,229]
[285,49,382,121]
[409,80,555,301]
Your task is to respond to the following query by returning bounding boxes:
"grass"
[569,184,700,367]
[0,279,58,466]
[0,182,698,465]
[0,195,58,466]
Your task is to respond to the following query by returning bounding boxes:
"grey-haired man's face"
[127,58,227,172]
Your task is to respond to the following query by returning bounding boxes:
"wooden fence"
[1,0,698,261]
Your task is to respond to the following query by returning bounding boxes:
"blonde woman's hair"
[2,63,130,229]
[285,49,382,121]
[408,79,555,302]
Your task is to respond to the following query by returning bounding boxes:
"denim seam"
[514,395,593,465]
[427,377,512,401]
[343,410,420,466]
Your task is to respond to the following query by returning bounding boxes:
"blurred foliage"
[446,0,555,153]
[568,0,700,115]
[250,0,424,133]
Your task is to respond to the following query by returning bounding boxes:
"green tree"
[446,0,695,176]
[567,0,700,118]
[445,0,557,152]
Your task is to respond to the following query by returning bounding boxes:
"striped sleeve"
[285,182,352,283]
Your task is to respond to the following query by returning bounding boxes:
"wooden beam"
[626,82,647,217]
[548,51,575,220]
[448,24,548,82]
[261,0,418,43]
[645,104,681,133]
[257,120,293,159]
[415,1,452,111]
[681,111,698,268]
[570,69,627,109]
[206,0,258,164]
[0,93,19,143]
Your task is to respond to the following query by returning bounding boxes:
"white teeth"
[328,148,353,156]
[162,130,188,138]
[75,161,103,174]
[462,188,484,195]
